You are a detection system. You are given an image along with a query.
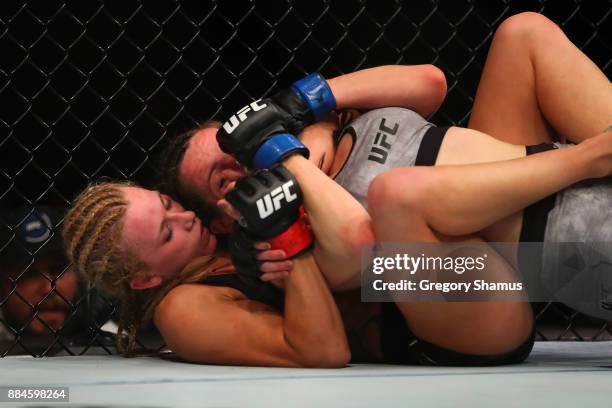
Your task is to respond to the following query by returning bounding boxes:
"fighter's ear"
[130,275,163,290]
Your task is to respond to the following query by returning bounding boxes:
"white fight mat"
[0,341,610,407]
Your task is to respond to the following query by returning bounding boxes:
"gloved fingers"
[260,260,293,274]
[256,169,278,185]
[224,176,257,214]
[234,174,259,193]
[217,199,242,221]
[256,249,288,261]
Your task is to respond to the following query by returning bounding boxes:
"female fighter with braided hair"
[63,178,351,366]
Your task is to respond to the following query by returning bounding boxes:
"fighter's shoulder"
[158,283,244,316]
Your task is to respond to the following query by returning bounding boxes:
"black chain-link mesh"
[1,0,611,357]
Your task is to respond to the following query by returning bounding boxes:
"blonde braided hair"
[63,181,232,355]
[63,181,146,353]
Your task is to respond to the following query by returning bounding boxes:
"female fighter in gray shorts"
[210,13,611,364]
[315,106,611,362]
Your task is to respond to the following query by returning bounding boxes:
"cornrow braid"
[64,184,120,235]
[75,205,125,278]
[67,195,125,266]
[63,181,150,355]
[117,290,140,355]
[64,180,233,356]
[64,182,136,294]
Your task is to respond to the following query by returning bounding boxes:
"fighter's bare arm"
[155,253,350,367]
[327,65,447,118]
[297,65,448,171]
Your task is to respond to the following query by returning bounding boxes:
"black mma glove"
[227,223,285,310]
[216,97,309,169]
[226,165,313,258]
[228,223,262,281]
[217,73,336,169]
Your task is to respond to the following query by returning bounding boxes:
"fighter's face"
[120,186,217,283]
[179,127,246,218]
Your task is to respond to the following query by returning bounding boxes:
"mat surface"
[0,341,610,407]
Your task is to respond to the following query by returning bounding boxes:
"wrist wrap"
[266,207,313,258]
[291,73,337,122]
[252,133,309,169]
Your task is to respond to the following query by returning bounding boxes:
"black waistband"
[517,143,558,283]
[519,143,558,243]
[203,273,284,311]
[415,126,450,166]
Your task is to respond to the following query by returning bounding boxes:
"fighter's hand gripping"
[227,223,293,289]
[226,165,313,258]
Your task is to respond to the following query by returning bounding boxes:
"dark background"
[1,0,611,355]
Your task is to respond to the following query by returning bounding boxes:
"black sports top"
[203,273,284,311]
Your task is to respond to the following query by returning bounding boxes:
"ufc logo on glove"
[256,181,298,219]
[222,100,268,134]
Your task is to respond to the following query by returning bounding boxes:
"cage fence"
[1,0,611,357]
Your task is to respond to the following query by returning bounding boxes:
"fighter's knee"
[495,12,562,45]
[367,168,428,215]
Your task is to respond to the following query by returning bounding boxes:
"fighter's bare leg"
[367,183,533,354]
[469,12,612,144]
[373,132,607,238]
[365,129,611,277]
[365,130,610,353]
[272,127,610,291]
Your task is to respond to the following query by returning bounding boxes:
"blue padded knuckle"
[253,134,308,169]
[291,73,336,121]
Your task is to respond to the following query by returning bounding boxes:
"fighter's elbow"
[418,64,447,116]
[345,221,375,258]
[319,346,352,368]
[299,344,351,368]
